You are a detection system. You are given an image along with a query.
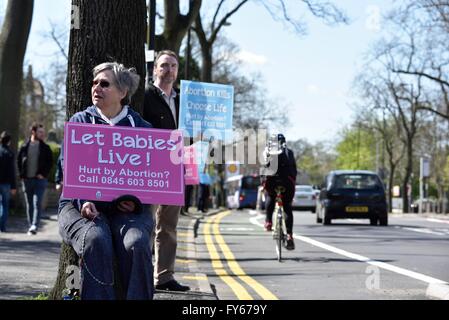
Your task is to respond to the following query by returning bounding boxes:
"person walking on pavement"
[197,173,211,213]
[58,62,155,300]
[143,50,190,292]
[17,123,53,235]
[0,131,17,232]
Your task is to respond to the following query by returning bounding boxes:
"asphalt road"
[195,209,449,300]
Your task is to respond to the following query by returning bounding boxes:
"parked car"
[316,170,388,226]
[292,185,317,213]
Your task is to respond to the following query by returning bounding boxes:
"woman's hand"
[117,200,136,213]
[81,202,99,220]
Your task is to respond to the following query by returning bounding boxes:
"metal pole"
[146,0,156,86]
[185,27,191,80]
[419,157,423,214]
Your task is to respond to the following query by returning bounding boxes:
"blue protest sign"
[193,141,210,174]
[179,80,234,141]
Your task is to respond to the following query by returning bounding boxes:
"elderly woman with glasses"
[58,62,154,300]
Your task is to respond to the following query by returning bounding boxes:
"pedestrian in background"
[183,184,193,215]
[143,50,190,292]
[197,173,211,213]
[55,146,63,191]
[0,131,17,232]
[17,123,53,235]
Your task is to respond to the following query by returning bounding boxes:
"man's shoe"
[285,234,295,250]
[27,225,37,235]
[155,280,190,292]
[264,221,272,231]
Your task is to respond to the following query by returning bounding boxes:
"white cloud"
[236,50,268,65]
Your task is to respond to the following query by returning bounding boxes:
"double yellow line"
[203,210,278,300]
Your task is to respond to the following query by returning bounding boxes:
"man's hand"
[262,148,271,163]
[81,202,99,220]
[117,200,136,213]
[36,174,44,179]
[10,189,16,196]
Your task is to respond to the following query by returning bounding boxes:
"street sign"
[421,157,430,178]
[225,161,240,179]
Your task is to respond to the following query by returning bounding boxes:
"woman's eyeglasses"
[92,80,111,88]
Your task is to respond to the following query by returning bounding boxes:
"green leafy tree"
[335,126,376,171]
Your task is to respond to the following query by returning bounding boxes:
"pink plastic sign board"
[62,122,184,205]
[184,145,199,185]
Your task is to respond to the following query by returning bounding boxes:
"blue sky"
[0,0,396,144]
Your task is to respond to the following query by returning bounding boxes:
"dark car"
[316,170,388,226]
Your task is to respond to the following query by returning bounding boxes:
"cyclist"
[262,134,297,250]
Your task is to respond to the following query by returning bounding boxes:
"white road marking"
[221,227,255,231]
[250,214,448,285]
[394,225,449,236]
[402,227,446,236]
[427,218,449,225]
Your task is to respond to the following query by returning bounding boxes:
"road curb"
[426,283,449,300]
[184,218,216,299]
[183,208,228,297]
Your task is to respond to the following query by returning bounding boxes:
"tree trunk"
[0,0,34,152]
[49,0,147,300]
[402,140,413,213]
[154,0,202,55]
[66,0,146,117]
[387,163,396,213]
[200,44,213,83]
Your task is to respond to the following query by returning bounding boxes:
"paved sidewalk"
[0,207,224,300]
[390,212,449,220]
[0,209,61,299]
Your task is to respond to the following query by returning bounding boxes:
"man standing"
[0,131,17,232]
[17,123,53,235]
[143,50,190,292]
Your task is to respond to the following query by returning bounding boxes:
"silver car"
[292,185,317,213]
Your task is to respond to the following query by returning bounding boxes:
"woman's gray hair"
[93,62,140,106]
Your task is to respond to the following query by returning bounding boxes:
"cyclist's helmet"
[278,133,285,145]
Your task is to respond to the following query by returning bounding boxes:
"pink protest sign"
[184,145,199,185]
[62,122,184,205]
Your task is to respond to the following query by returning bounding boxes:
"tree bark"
[0,0,34,152]
[49,0,147,300]
[66,0,147,117]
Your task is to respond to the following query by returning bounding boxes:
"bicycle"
[272,185,287,262]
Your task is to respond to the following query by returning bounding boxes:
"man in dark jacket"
[0,131,17,232]
[262,134,297,250]
[143,50,190,292]
[17,123,53,235]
